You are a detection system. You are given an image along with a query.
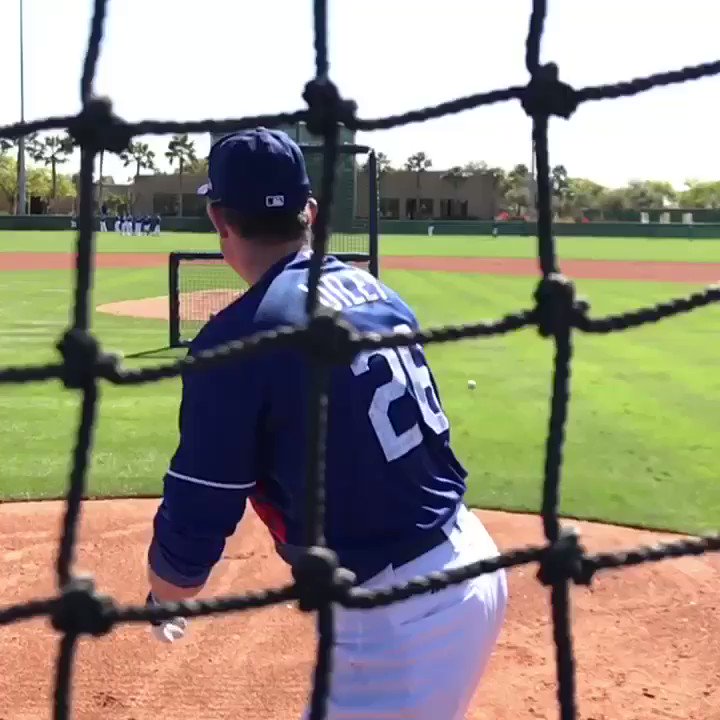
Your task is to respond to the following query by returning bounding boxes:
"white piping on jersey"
[166,469,256,490]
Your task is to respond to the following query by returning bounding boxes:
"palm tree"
[360,151,394,175]
[504,164,532,216]
[441,167,469,219]
[2,136,33,214]
[97,150,106,209]
[183,155,208,176]
[462,161,488,175]
[27,133,74,199]
[92,144,130,211]
[120,142,156,179]
[442,166,468,190]
[165,134,197,216]
[404,152,432,219]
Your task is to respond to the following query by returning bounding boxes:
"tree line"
[0,132,208,214]
[4,135,720,217]
[369,152,720,217]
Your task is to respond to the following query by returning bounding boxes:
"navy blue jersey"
[149,250,468,587]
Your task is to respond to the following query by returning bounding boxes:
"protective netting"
[319,226,371,255]
[171,250,374,346]
[174,255,246,344]
[1,1,720,719]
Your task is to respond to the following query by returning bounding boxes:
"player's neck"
[236,240,307,285]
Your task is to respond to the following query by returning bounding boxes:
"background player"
[143,129,507,720]
[99,203,109,232]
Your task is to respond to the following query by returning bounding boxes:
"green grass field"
[1,233,718,535]
[3,230,720,262]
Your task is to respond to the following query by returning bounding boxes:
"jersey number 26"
[350,325,450,461]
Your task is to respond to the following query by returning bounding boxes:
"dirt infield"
[383,255,720,283]
[0,252,170,272]
[3,250,719,718]
[89,251,720,323]
[1,500,717,720]
[97,290,242,322]
[2,251,720,283]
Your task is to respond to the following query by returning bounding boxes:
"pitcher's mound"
[1,500,718,720]
[97,290,242,322]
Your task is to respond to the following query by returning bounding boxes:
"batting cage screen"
[299,142,379,264]
[168,252,251,346]
[2,1,720,720]
[205,138,380,260]
[168,252,241,347]
[168,165,379,348]
[169,246,378,348]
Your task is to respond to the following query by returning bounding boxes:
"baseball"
[467,379,476,390]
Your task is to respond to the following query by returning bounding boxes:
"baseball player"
[144,129,507,720]
[99,203,108,232]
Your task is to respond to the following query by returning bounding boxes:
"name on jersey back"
[298,270,388,311]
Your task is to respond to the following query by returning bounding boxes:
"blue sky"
[1,0,719,188]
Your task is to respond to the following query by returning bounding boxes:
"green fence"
[584,208,720,223]
[3,215,720,239]
[0,215,214,232]
[377,220,720,239]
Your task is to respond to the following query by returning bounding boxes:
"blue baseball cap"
[197,128,311,215]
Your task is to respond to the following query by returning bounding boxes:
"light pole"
[17,0,27,216]
[528,136,538,218]
[530,136,536,179]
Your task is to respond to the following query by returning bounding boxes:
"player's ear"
[305,197,318,226]
[207,203,230,240]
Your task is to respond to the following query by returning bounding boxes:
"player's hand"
[145,592,188,644]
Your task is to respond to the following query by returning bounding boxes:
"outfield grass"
[0,265,718,535]
[3,230,720,263]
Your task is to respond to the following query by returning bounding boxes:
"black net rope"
[1,1,720,719]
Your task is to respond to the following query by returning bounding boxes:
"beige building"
[119,166,501,221]
[357,169,499,221]
[69,176,132,214]
[47,197,76,214]
[132,173,207,216]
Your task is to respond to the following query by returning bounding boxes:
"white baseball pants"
[303,504,508,719]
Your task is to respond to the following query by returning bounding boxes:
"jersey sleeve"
[148,343,267,588]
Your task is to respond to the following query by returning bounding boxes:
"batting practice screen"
[210,130,372,248]
[168,150,379,347]
[168,253,240,347]
[301,143,377,255]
